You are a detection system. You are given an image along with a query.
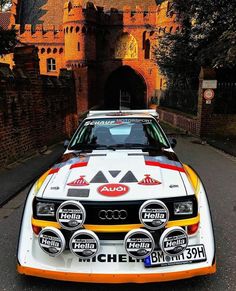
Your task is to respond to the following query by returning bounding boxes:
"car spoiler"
[87,110,159,119]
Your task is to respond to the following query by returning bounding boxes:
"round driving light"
[159,226,188,256]
[38,227,65,257]
[139,200,169,230]
[56,200,86,230]
[124,229,155,259]
[69,229,100,259]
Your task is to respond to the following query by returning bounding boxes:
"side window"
[47,58,56,72]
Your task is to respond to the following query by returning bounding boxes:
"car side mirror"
[169,138,177,148]
[64,140,70,149]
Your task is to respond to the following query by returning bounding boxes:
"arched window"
[47,48,51,54]
[41,48,45,54]
[53,48,57,54]
[66,27,69,34]
[76,26,80,33]
[70,26,73,33]
[144,39,150,59]
[59,48,63,54]
[142,31,147,49]
[47,58,56,72]
[68,1,72,12]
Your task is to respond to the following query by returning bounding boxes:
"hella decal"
[138,174,161,186]
[98,184,129,197]
[67,176,89,187]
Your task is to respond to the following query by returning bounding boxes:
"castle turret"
[63,0,97,68]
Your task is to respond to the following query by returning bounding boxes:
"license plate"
[144,244,207,268]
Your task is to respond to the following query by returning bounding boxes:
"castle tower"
[63,0,97,68]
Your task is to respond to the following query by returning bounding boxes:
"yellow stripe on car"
[32,214,200,232]
[183,164,200,196]
[34,170,51,193]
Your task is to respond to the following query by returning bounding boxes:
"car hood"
[37,150,194,201]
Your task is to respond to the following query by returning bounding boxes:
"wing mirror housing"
[169,138,177,148]
[64,140,70,149]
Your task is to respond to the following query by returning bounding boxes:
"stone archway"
[104,66,147,109]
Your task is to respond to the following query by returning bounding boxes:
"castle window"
[59,48,63,54]
[47,58,56,72]
[78,42,80,51]
[70,26,73,33]
[76,26,80,33]
[142,31,147,49]
[41,48,45,54]
[66,27,69,34]
[144,39,150,59]
[47,48,51,54]
[53,48,57,54]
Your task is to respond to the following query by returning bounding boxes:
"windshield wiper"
[69,144,108,150]
[107,143,167,151]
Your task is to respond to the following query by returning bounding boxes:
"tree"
[0,27,17,55]
[0,0,11,12]
[155,0,236,86]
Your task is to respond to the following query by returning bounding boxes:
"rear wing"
[87,110,159,119]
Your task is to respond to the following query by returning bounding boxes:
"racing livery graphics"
[17,110,216,283]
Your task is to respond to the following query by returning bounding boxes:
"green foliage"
[155,0,236,85]
[0,0,11,11]
[0,27,17,55]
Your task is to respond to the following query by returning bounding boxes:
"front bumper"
[17,263,216,283]
[17,183,216,283]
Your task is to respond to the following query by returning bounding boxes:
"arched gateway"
[104,66,147,110]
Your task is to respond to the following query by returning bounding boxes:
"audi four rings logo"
[98,210,128,220]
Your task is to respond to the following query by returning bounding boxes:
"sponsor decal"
[90,171,108,183]
[159,226,188,256]
[38,227,65,257]
[69,230,100,259]
[84,119,152,126]
[120,171,138,183]
[98,183,129,197]
[78,253,143,263]
[138,174,161,186]
[50,186,60,190]
[109,170,121,178]
[67,176,89,187]
[56,201,86,230]
[139,200,169,230]
[124,229,155,259]
[169,184,179,188]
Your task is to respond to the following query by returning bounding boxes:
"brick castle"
[4,0,179,113]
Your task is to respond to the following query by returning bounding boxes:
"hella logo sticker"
[98,184,129,197]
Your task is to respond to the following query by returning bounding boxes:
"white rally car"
[17,110,216,283]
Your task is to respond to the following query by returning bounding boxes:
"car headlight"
[36,202,55,217]
[174,201,193,215]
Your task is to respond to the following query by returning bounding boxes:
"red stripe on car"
[145,161,185,172]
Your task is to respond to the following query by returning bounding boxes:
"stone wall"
[0,46,77,168]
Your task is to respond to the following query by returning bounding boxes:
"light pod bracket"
[69,229,100,259]
[159,226,188,256]
[139,200,169,230]
[56,200,86,230]
[124,228,155,259]
[38,227,66,257]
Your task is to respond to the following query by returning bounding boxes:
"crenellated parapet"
[15,24,64,44]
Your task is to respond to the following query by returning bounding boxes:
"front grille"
[33,196,198,225]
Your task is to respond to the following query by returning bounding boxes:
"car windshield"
[68,117,169,150]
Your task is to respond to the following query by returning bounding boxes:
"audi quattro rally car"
[17,110,216,283]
